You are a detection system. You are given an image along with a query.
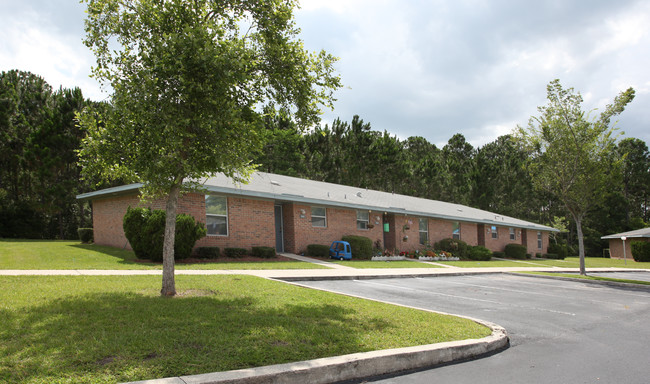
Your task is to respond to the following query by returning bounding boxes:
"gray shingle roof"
[601,227,650,239]
[76,171,556,232]
[199,172,555,232]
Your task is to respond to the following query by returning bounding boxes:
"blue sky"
[1,0,649,147]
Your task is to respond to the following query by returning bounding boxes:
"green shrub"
[468,246,492,261]
[306,244,329,257]
[543,253,564,260]
[224,248,248,258]
[631,241,650,262]
[196,247,220,259]
[535,253,542,258]
[504,243,527,259]
[434,238,470,259]
[252,246,276,259]
[493,251,505,258]
[77,228,94,244]
[341,235,372,260]
[174,214,207,260]
[123,207,206,262]
[123,207,152,259]
[526,253,532,259]
[547,243,568,259]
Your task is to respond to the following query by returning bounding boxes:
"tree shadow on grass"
[0,289,394,383]
[67,243,158,267]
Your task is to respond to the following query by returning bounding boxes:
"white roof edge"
[601,228,650,239]
[76,183,144,200]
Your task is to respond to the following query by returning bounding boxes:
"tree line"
[255,110,649,257]
[1,69,648,257]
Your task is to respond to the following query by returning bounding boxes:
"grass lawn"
[519,271,650,286]
[329,260,445,269]
[0,240,327,270]
[0,275,490,384]
[438,257,650,269]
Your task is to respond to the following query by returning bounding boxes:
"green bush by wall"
[196,247,220,259]
[306,244,329,257]
[122,207,206,262]
[504,243,527,259]
[341,235,372,259]
[252,246,276,259]
[435,238,470,259]
[77,228,94,244]
[468,245,492,261]
[631,241,650,262]
[224,247,247,258]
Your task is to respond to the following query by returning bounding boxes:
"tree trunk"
[573,213,586,276]
[161,181,182,296]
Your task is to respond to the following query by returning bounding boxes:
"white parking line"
[356,279,577,316]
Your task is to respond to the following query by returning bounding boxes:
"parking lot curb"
[508,271,650,292]
[123,319,508,384]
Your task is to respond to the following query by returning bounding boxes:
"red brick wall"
[482,225,532,252]
[197,197,275,250]
[286,204,384,254]
[91,191,552,256]
[92,194,143,248]
[523,229,548,255]
[91,192,275,252]
[610,237,649,259]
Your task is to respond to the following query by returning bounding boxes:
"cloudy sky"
[1,0,649,147]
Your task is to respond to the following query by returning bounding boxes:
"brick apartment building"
[77,172,554,255]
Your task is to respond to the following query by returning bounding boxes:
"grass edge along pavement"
[0,240,327,270]
[0,274,492,384]
[515,271,650,289]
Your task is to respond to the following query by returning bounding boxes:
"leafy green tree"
[78,0,341,296]
[617,138,650,223]
[441,133,475,205]
[473,135,535,220]
[256,108,307,177]
[402,136,442,200]
[516,79,634,274]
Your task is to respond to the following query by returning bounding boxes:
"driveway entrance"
[297,274,650,383]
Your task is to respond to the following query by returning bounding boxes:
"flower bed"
[371,256,407,261]
[419,255,460,261]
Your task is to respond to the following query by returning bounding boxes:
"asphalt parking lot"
[296,273,650,384]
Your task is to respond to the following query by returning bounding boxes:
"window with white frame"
[509,227,516,240]
[357,210,369,230]
[537,231,542,249]
[311,207,327,227]
[419,218,428,245]
[452,221,461,240]
[491,225,498,239]
[205,195,228,236]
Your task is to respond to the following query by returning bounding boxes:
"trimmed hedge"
[547,243,568,259]
[504,243,527,260]
[306,244,329,257]
[493,251,505,258]
[252,246,276,259]
[341,235,372,260]
[468,246,492,261]
[631,241,650,262]
[224,247,247,258]
[435,238,469,259]
[196,247,220,259]
[123,207,207,262]
[77,228,94,244]
[543,253,564,260]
